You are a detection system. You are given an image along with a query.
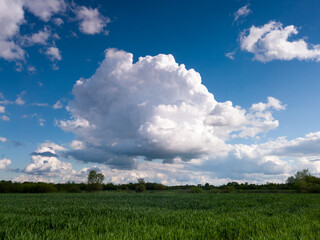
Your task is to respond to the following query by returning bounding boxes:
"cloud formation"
[0,0,65,63]
[0,158,11,170]
[59,49,285,169]
[0,0,109,68]
[23,0,66,22]
[241,21,320,62]
[45,46,62,61]
[75,6,110,35]
[0,0,25,61]
[11,128,320,185]
[24,142,74,177]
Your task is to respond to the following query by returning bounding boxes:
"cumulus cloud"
[45,46,62,61]
[234,4,251,22]
[23,0,66,22]
[251,96,286,112]
[0,0,25,61]
[0,137,7,142]
[0,106,5,113]
[13,174,53,183]
[240,21,320,62]
[24,142,74,177]
[0,158,11,169]
[22,28,51,46]
[0,0,66,63]
[13,130,320,184]
[59,49,285,169]
[75,6,110,35]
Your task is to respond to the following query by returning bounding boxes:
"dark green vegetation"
[1,169,319,194]
[1,192,320,239]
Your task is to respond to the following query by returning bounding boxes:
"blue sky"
[1,0,320,185]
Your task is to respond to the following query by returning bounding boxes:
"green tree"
[87,170,104,192]
[135,178,146,193]
[286,169,320,193]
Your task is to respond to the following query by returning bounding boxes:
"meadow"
[1,192,320,239]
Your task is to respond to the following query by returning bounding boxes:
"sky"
[1,0,320,185]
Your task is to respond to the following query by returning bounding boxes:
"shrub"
[189,186,203,193]
[135,184,146,193]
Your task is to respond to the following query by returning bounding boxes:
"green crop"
[0,192,320,239]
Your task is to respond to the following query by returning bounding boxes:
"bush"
[135,184,146,193]
[189,186,203,193]
[210,188,220,193]
[86,183,103,192]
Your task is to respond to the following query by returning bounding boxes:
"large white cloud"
[59,49,285,169]
[241,21,320,62]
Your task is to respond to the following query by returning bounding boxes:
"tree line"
[0,169,319,194]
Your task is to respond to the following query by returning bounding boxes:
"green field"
[1,192,320,239]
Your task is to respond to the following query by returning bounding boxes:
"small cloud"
[15,96,25,105]
[32,103,49,107]
[27,65,36,73]
[51,63,59,70]
[0,115,10,121]
[53,100,63,109]
[21,113,37,119]
[45,46,62,61]
[38,118,46,126]
[15,62,24,72]
[225,51,236,60]
[0,137,7,143]
[234,4,251,22]
[53,17,64,26]
[22,28,51,46]
[0,158,11,170]
[74,6,110,35]
[0,106,5,113]
[15,91,26,105]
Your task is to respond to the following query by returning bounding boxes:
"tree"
[294,169,310,181]
[135,178,146,193]
[286,169,320,193]
[87,170,104,192]
[88,170,104,184]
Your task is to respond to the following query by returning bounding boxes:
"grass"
[0,191,320,239]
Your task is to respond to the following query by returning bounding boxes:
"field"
[1,192,320,239]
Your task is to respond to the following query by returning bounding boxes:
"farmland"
[1,192,320,239]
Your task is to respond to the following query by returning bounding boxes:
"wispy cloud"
[234,4,251,22]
